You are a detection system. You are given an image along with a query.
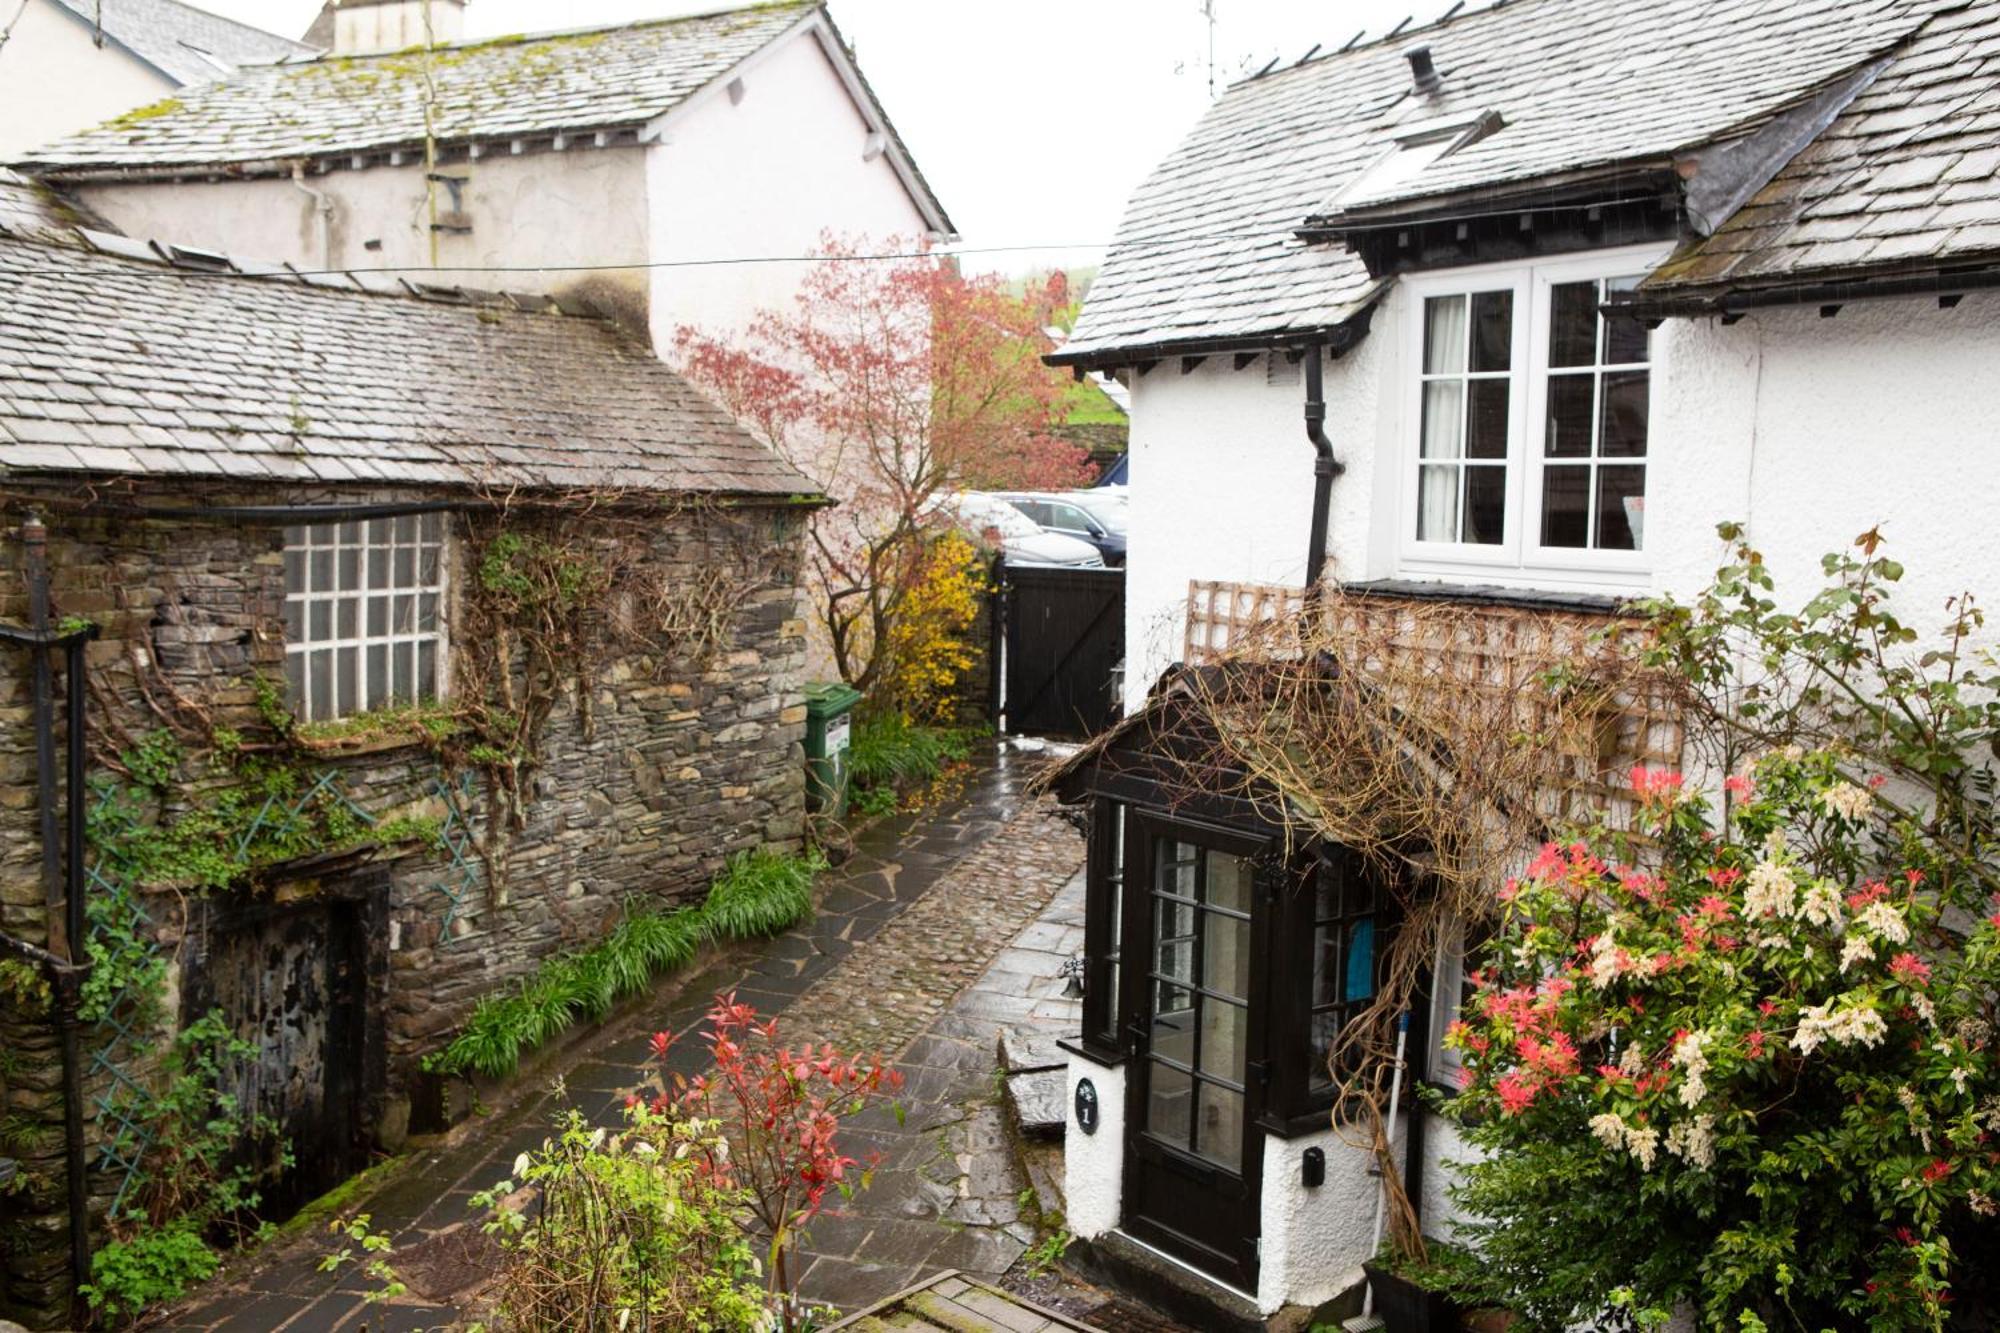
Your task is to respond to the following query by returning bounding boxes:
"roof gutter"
[1614,260,2000,322]
[1046,303,1378,373]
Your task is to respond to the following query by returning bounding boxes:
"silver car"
[935,492,1106,568]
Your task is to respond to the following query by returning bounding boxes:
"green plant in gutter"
[426,848,826,1080]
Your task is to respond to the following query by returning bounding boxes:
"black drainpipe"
[1302,343,1345,601]
[6,516,99,1312]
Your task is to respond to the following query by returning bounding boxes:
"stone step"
[998,1024,1068,1074]
[1005,1068,1067,1139]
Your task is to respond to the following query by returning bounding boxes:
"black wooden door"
[182,896,367,1219]
[1000,563,1124,737]
[1120,820,1267,1293]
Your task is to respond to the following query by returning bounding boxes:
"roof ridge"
[241,0,814,70]
[1223,0,1516,92]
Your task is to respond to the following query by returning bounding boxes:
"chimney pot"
[1406,44,1442,95]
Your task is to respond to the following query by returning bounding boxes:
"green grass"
[426,848,826,1080]
[849,717,980,793]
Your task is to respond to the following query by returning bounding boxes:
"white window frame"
[1396,243,1668,588]
[283,514,451,721]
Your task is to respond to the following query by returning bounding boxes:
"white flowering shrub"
[1444,531,2000,1331]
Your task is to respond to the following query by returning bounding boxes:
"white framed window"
[282,514,448,720]
[1398,246,1663,585]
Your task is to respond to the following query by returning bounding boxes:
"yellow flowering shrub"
[875,532,986,724]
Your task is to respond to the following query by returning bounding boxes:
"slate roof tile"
[0,230,814,497]
[1645,0,2000,301]
[1064,0,1942,360]
[45,0,314,87]
[22,2,812,170]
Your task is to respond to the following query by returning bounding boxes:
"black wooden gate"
[998,562,1125,737]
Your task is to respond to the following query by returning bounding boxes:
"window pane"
[336,597,358,639]
[309,522,335,548]
[1313,924,1340,1008]
[309,599,331,641]
[309,547,333,591]
[393,641,414,700]
[337,546,361,592]
[1598,465,1646,551]
[366,644,389,709]
[1545,373,1595,457]
[367,517,392,545]
[367,547,390,589]
[1469,289,1512,372]
[419,512,442,542]
[336,647,358,716]
[1202,910,1250,1000]
[418,640,438,700]
[1423,295,1467,374]
[393,544,416,587]
[394,593,415,634]
[1147,1062,1193,1146]
[419,543,441,584]
[1419,381,1463,458]
[338,520,362,545]
[1417,466,1460,542]
[368,596,389,636]
[1601,370,1649,457]
[309,648,333,719]
[1464,465,1506,545]
[1199,999,1247,1080]
[1467,378,1509,459]
[1195,1082,1244,1171]
[1541,464,1590,547]
[282,597,303,642]
[393,514,418,544]
[1344,917,1378,1003]
[1603,277,1649,364]
[1204,850,1252,915]
[283,546,305,594]
[1310,1011,1339,1091]
[284,651,304,707]
[1549,281,1598,367]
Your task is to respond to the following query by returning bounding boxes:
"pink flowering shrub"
[639,994,902,1331]
[1447,753,2000,1330]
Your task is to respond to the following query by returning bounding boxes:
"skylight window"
[1331,110,1504,210]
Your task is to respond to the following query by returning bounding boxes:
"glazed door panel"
[1121,824,1266,1292]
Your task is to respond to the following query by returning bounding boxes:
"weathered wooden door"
[182,894,367,1217]
[999,563,1125,737]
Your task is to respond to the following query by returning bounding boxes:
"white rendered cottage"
[1043,0,2000,1324]
[12,0,954,357]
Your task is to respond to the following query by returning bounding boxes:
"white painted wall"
[1104,278,2000,1312]
[0,0,177,160]
[1122,286,2000,703]
[644,28,934,352]
[1258,1119,1406,1314]
[75,147,654,310]
[1064,1054,1124,1239]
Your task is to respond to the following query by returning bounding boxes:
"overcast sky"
[191,0,1430,273]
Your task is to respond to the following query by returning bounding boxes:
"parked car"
[933,492,1106,568]
[995,491,1128,566]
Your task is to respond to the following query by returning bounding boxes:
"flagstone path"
[155,747,1089,1332]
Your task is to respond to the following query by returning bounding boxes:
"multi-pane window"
[1542,276,1649,551]
[1309,850,1387,1095]
[1083,801,1127,1050]
[1142,839,1252,1172]
[283,515,447,721]
[1416,289,1514,545]
[1404,251,1658,577]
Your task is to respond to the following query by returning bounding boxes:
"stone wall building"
[0,171,817,1327]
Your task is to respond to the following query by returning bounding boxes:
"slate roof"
[0,168,102,240]
[46,0,316,87]
[1058,0,1953,363]
[1639,0,2000,310]
[0,226,815,495]
[25,2,811,170]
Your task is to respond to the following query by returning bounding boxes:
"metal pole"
[23,515,62,953]
[1362,1012,1411,1319]
[60,631,92,1311]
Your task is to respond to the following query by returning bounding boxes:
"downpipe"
[1303,344,1344,603]
[291,160,336,271]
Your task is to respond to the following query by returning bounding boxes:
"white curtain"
[1418,295,1468,541]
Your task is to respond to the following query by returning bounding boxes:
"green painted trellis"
[426,771,483,942]
[80,844,158,1220]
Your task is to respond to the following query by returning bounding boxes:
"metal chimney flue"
[1406,45,1442,95]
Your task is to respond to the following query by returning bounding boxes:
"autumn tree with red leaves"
[675,236,1094,694]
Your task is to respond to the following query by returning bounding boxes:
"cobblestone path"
[154,748,1085,1332]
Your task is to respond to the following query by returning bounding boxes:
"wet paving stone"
[153,749,1083,1333]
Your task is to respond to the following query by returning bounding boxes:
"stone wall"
[0,485,810,1326]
